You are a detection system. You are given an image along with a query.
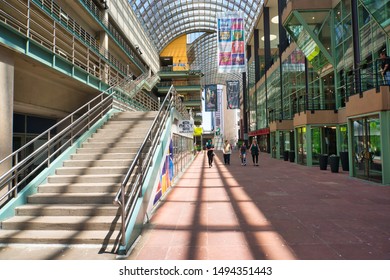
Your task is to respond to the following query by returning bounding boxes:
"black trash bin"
[329,155,340,173]
[289,151,295,162]
[339,151,349,171]
[283,150,289,161]
[319,154,328,170]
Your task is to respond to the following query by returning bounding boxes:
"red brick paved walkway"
[128,150,390,260]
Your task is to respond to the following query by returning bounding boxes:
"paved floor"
[1,151,389,260]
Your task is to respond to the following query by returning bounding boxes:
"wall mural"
[152,139,174,205]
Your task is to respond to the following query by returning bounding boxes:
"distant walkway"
[128,151,390,260]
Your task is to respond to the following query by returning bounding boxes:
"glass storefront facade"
[248,0,390,184]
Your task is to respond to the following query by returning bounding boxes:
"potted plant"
[329,154,340,173]
[339,151,349,171]
[319,154,328,170]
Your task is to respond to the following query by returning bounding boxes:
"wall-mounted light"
[271,16,279,24]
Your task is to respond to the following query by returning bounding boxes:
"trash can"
[289,151,295,162]
[329,155,340,173]
[319,154,328,170]
[283,150,289,161]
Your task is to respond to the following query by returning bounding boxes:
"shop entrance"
[352,116,382,183]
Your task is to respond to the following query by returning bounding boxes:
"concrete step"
[1,216,121,231]
[0,229,121,245]
[76,147,140,154]
[63,159,132,167]
[47,174,124,183]
[88,135,145,142]
[81,142,142,149]
[55,166,128,176]
[113,111,157,118]
[70,153,136,160]
[93,129,150,136]
[101,122,153,129]
[15,204,119,216]
[27,193,117,204]
[37,182,121,193]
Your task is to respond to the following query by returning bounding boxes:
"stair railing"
[0,75,156,209]
[114,85,179,250]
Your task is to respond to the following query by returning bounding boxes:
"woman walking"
[206,140,215,168]
[223,140,232,165]
[249,139,260,166]
[240,142,247,166]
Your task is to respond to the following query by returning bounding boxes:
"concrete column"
[0,51,14,176]
[99,4,109,84]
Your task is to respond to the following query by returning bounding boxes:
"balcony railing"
[80,0,146,73]
[0,0,135,84]
[343,59,388,102]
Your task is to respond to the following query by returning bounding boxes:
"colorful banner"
[226,80,240,109]
[153,140,174,206]
[217,12,246,73]
[204,84,218,112]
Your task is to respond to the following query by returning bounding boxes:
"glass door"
[352,116,382,182]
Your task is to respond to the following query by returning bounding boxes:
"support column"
[263,7,272,72]
[380,111,390,184]
[254,29,260,83]
[99,4,110,83]
[351,0,362,95]
[242,71,248,146]
[0,51,14,176]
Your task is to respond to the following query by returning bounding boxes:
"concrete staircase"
[0,111,157,251]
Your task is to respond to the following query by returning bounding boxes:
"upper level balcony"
[156,80,202,93]
[282,0,333,70]
[159,66,203,78]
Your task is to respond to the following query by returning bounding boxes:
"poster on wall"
[204,84,218,112]
[217,12,246,73]
[178,120,194,133]
[152,140,174,206]
[226,80,240,109]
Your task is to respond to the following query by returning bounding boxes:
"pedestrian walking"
[240,142,247,166]
[223,140,232,165]
[206,140,215,168]
[249,139,260,166]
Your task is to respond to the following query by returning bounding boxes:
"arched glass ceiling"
[188,33,241,86]
[128,0,264,85]
[129,0,263,51]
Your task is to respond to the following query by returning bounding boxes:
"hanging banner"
[204,84,218,112]
[217,12,246,73]
[226,80,240,109]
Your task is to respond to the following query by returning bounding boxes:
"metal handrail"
[344,58,387,98]
[0,75,158,208]
[114,85,177,248]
